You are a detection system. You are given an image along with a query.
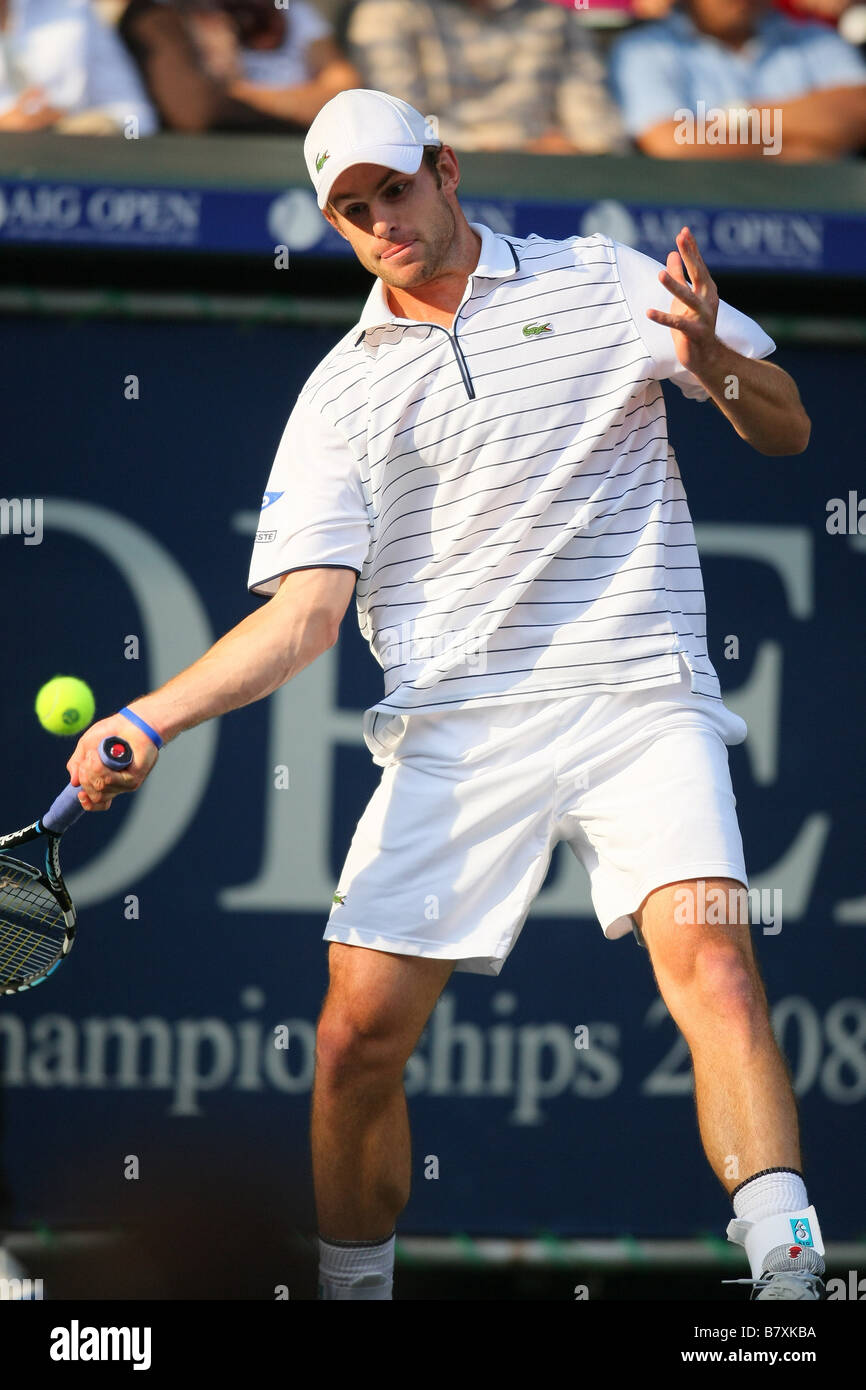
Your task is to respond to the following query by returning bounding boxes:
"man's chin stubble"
[378,259,432,287]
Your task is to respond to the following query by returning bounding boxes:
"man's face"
[324,152,459,290]
[685,0,766,38]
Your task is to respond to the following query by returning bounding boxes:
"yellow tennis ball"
[35,676,96,736]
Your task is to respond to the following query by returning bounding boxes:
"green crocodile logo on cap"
[316,150,330,173]
[522,321,553,337]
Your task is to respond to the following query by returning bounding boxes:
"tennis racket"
[0,736,133,996]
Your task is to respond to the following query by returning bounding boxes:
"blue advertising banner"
[0,313,864,1240]
[0,175,863,275]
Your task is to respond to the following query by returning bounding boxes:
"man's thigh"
[320,942,455,1055]
[635,877,761,992]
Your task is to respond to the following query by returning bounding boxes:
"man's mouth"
[381,240,416,261]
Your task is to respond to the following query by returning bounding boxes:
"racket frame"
[0,736,133,995]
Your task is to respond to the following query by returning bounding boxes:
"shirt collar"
[353,222,520,345]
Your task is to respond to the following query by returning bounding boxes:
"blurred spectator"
[0,0,156,133]
[345,0,627,154]
[119,0,300,130]
[541,0,854,23]
[610,0,866,158]
[630,0,678,14]
[190,0,360,124]
[541,0,678,18]
[119,0,359,132]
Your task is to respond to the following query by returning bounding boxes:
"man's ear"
[438,144,460,194]
[323,208,349,242]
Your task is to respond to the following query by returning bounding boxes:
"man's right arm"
[637,84,866,159]
[67,566,357,810]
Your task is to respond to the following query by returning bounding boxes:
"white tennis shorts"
[325,656,749,975]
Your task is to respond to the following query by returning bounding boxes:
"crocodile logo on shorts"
[316,150,330,173]
[522,321,553,337]
[332,890,346,905]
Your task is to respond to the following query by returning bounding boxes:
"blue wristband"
[120,706,164,750]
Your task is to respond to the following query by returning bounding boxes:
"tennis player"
[69,88,825,1302]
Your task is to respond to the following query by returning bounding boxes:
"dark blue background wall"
[1,313,863,1240]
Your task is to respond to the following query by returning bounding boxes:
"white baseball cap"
[304,89,441,212]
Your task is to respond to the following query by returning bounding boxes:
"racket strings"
[0,923,61,976]
[0,861,67,986]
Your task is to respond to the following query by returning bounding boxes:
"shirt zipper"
[424,322,475,400]
[359,279,478,399]
[424,289,476,399]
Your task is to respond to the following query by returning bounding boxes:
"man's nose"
[372,208,398,239]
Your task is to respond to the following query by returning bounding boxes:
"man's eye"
[387,184,407,197]
[346,205,364,216]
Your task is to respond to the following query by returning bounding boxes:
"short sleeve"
[613,239,776,402]
[287,0,332,50]
[608,30,688,139]
[247,396,372,597]
[800,25,866,91]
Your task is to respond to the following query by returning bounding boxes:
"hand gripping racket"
[0,737,133,995]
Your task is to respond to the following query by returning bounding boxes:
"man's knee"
[315,944,452,1090]
[315,1001,413,1089]
[659,934,768,1033]
[692,938,762,1011]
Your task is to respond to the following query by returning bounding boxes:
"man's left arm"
[691,346,810,455]
[647,227,811,456]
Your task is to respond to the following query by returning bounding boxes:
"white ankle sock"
[733,1168,808,1224]
[729,1169,824,1279]
[318,1232,396,1301]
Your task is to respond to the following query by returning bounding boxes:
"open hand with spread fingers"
[646,226,721,377]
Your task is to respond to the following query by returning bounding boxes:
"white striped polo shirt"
[248,221,775,741]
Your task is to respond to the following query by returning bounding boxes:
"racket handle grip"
[42,737,134,833]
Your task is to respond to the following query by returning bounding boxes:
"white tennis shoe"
[750,1269,825,1300]
[724,1241,826,1299]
